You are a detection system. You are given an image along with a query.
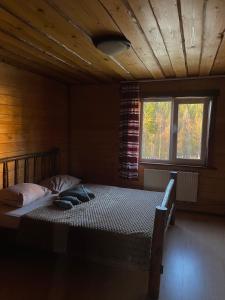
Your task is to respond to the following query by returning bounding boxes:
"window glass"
[177,103,204,160]
[142,101,171,160]
[141,97,211,165]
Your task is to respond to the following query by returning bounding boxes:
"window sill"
[139,161,216,170]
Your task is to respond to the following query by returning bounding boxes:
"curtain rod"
[120,74,225,84]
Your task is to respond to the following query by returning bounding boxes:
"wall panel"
[0,62,69,187]
[70,84,120,185]
[70,78,225,215]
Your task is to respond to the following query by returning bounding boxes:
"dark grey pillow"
[59,185,95,202]
[54,200,73,210]
[59,195,81,205]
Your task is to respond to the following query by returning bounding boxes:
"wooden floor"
[159,212,225,300]
[0,212,224,300]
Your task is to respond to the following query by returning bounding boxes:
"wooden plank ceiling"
[0,0,224,84]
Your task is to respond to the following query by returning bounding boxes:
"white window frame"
[140,96,212,166]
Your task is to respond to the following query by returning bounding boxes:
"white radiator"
[144,169,199,202]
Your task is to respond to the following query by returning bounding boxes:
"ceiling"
[0,0,225,84]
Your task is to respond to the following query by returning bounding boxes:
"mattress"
[18,184,165,269]
[0,194,55,229]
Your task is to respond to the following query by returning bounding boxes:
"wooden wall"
[70,78,225,215]
[0,62,69,187]
[70,84,120,185]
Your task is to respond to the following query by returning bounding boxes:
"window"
[140,97,212,166]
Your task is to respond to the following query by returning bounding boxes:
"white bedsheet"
[0,194,55,229]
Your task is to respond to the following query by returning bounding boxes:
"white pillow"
[0,183,51,208]
[39,174,81,194]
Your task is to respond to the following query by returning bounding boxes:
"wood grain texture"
[128,0,175,77]
[0,0,224,81]
[0,6,110,83]
[199,0,225,76]
[180,0,204,76]
[48,0,151,80]
[0,47,78,84]
[0,62,69,188]
[70,78,225,215]
[0,30,81,82]
[149,0,187,77]
[99,0,164,79]
[0,0,133,80]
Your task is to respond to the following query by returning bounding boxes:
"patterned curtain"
[119,83,141,179]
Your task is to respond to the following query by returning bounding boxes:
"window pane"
[177,103,204,160]
[142,101,171,160]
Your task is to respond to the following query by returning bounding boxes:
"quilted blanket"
[18,184,164,270]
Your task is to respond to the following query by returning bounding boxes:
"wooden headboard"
[0,148,59,188]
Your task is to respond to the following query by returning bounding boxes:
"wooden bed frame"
[148,171,177,299]
[0,149,177,300]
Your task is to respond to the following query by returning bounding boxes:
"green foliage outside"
[142,101,203,160]
[142,101,171,160]
[177,103,203,159]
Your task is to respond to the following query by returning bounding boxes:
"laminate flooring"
[0,212,224,300]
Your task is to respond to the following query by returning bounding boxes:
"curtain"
[119,83,140,179]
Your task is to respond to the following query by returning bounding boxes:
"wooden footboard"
[148,171,177,300]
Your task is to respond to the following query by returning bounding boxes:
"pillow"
[40,174,81,194]
[58,196,82,205]
[0,183,51,208]
[59,185,95,202]
[54,200,73,210]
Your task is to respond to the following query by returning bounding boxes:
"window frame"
[140,96,212,166]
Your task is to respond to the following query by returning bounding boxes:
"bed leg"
[170,204,176,225]
[148,207,167,300]
[148,172,177,299]
[169,171,177,226]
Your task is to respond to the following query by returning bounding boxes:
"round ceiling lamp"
[93,36,131,56]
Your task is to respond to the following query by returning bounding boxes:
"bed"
[0,149,177,300]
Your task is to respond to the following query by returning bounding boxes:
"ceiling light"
[93,36,131,56]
